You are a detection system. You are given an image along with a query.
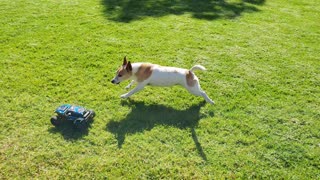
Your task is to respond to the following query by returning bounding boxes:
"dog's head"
[111,56,133,84]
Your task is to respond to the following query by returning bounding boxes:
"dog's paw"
[125,85,131,90]
[208,100,215,105]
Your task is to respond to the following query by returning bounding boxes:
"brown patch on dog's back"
[135,64,153,82]
[186,70,196,87]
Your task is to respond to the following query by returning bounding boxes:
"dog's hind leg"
[189,89,214,104]
[186,81,215,105]
[200,91,215,105]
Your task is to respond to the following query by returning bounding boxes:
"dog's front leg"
[121,83,145,98]
[125,80,135,89]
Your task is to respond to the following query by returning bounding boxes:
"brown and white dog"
[111,57,214,104]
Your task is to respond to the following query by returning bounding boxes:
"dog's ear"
[126,61,132,72]
[123,56,127,66]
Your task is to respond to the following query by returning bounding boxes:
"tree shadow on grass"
[106,99,214,161]
[48,122,92,141]
[101,0,265,22]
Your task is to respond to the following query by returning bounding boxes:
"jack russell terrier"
[111,57,214,104]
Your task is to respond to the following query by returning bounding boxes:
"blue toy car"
[51,104,95,130]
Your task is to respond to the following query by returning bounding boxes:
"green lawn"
[1,0,319,178]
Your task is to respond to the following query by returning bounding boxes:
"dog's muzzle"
[111,80,120,84]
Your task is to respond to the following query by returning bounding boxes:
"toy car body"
[51,104,95,130]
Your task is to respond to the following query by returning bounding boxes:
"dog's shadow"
[106,99,214,160]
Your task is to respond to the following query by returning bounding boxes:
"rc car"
[51,104,95,130]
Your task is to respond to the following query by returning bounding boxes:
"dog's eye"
[118,74,122,77]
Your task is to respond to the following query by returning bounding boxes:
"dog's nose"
[111,80,115,84]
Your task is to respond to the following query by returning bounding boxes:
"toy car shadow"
[49,121,93,140]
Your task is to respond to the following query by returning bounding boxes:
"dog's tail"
[190,65,206,72]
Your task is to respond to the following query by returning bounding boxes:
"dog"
[111,57,214,104]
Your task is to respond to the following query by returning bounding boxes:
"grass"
[1,0,319,178]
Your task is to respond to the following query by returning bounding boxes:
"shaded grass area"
[1,0,320,179]
[102,0,265,22]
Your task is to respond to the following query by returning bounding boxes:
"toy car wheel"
[89,110,95,121]
[51,116,62,126]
